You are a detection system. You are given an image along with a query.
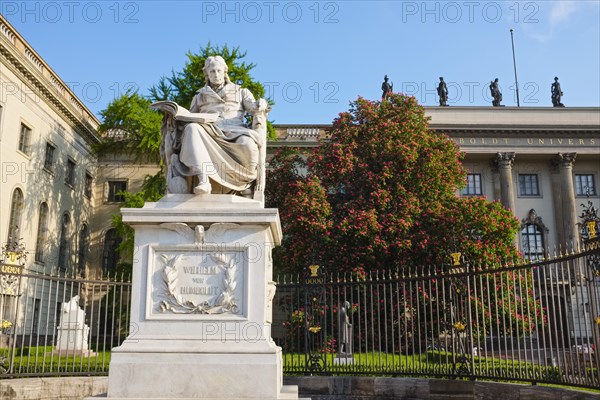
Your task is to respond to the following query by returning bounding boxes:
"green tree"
[96,92,163,162]
[148,43,274,138]
[267,93,520,273]
[110,173,167,265]
[98,43,274,161]
[267,94,539,338]
[150,43,267,109]
[97,44,274,262]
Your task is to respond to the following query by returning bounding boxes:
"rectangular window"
[84,172,93,199]
[43,142,56,172]
[575,174,597,196]
[1,295,14,326]
[107,180,127,202]
[518,174,540,196]
[18,123,32,155]
[462,173,482,196]
[65,159,76,187]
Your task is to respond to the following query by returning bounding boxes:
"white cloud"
[526,1,582,43]
[549,1,578,25]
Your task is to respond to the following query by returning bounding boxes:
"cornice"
[423,106,600,132]
[0,16,101,146]
[433,128,600,134]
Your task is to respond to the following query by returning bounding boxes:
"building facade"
[1,15,599,340]
[274,107,600,259]
[0,15,100,333]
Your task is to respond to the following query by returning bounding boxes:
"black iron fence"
[0,267,131,378]
[273,241,600,389]
[1,244,599,390]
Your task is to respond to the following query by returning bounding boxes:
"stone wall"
[284,376,600,400]
[1,376,598,399]
[0,377,107,400]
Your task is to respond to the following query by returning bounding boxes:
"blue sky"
[3,1,599,124]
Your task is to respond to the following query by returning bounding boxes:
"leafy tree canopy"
[149,43,266,108]
[97,43,274,263]
[97,43,274,161]
[111,172,166,264]
[267,94,533,338]
[267,94,520,275]
[96,92,163,162]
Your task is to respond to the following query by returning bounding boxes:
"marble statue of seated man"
[156,55,269,201]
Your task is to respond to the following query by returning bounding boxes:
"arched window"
[35,202,49,262]
[102,229,122,274]
[78,224,89,276]
[520,209,548,262]
[57,213,71,272]
[7,188,24,247]
[521,224,544,261]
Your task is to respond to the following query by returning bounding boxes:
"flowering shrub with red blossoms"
[268,94,542,338]
[267,94,521,273]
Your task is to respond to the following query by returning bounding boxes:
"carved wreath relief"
[154,251,243,315]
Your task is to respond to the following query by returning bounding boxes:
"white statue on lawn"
[153,56,270,201]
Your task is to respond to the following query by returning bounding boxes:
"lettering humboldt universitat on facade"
[452,137,597,146]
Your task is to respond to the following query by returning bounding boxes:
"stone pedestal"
[95,195,302,400]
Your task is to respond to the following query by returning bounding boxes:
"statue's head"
[384,75,388,81]
[494,78,499,83]
[439,77,444,81]
[554,77,559,81]
[204,56,232,87]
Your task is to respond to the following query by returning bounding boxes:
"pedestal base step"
[87,386,308,400]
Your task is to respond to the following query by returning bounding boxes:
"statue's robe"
[179,83,260,192]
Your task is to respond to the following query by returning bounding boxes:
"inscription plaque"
[148,246,246,318]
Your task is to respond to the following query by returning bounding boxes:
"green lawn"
[283,350,597,385]
[2,346,596,389]
[0,346,111,374]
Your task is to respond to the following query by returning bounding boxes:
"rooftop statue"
[437,77,449,106]
[152,56,270,203]
[490,78,502,107]
[551,77,565,107]
[381,75,393,99]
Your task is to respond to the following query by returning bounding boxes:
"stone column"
[552,152,579,247]
[549,169,564,245]
[493,152,516,213]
